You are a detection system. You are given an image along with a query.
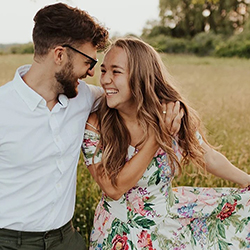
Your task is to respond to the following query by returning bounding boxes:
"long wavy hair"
[95,37,206,186]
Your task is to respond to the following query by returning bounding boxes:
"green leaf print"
[121,222,130,235]
[128,239,136,250]
[151,231,157,241]
[230,214,241,227]
[208,221,217,242]
[134,216,156,229]
[103,235,114,250]
[236,216,250,233]
[148,158,157,170]
[143,203,154,212]
[148,169,161,186]
[217,220,226,239]
[103,200,111,212]
[218,239,232,250]
[222,217,230,226]
[236,204,244,211]
[232,193,242,201]
[145,195,156,203]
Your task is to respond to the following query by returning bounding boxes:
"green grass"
[1,53,250,245]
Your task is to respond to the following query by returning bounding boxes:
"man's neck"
[22,61,59,111]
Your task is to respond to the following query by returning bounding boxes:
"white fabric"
[0,65,103,231]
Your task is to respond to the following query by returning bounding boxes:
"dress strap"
[86,122,98,131]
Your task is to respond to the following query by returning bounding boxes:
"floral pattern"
[82,130,250,249]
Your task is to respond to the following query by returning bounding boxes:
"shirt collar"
[13,65,44,111]
[58,94,69,108]
[13,65,69,111]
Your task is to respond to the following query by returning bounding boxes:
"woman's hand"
[162,101,184,136]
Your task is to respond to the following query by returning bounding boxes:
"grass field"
[1,53,250,243]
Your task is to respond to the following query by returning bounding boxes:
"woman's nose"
[101,72,112,85]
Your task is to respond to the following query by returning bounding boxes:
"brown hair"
[96,37,206,186]
[32,3,109,56]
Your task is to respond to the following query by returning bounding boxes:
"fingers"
[162,101,184,136]
[162,102,173,129]
[171,101,180,120]
[170,102,184,136]
[170,116,182,136]
[161,102,167,121]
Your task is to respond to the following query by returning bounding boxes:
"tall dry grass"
[161,54,250,187]
[1,53,250,244]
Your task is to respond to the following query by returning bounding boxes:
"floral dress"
[82,130,250,250]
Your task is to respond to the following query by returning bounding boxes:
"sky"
[0,0,159,44]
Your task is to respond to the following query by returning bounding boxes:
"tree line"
[142,0,250,57]
[1,0,250,58]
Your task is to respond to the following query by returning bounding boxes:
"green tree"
[148,0,250,38]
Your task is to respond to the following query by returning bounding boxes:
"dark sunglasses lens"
[89,61,97,70]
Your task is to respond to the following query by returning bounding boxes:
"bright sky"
[0,0,159,44]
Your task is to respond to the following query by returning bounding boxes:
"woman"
[82,37,250,249]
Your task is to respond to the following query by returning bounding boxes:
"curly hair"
[95,37,206,186]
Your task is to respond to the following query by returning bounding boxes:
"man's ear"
[54,46,66,66]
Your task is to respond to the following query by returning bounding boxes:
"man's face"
[55,59,79,98]
[55,42,97,98]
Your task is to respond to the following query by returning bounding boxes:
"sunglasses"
[62,44,98,70]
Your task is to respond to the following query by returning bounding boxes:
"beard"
[55,61,79,98]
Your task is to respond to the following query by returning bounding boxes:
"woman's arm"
[89,135,158,200]
[202,142,250,188]
[85,113,159,200]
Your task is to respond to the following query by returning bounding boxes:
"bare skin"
[22,43,96,111]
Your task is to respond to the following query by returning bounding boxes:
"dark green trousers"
[0,221,86,250]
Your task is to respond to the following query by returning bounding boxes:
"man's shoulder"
[0,81,14,99]
[77,80,103,100]
[78,80,101,92]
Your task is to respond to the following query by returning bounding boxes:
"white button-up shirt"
[0,65,103,231]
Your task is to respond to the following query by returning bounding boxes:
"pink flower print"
[137,230,156,250]
[83,138,98,147]
[246,199,250,206]
[178,217,192,227]
[173,244,186,250]
[92,204,113,241]
[128,193,146,216]
[174,188,198,209]
[216,200,237,221]
[154,148,165,157]
[174,187,220,209]
[112,233,129,250]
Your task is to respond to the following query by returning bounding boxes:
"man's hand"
[162,101,184,136]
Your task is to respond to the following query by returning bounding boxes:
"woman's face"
[100,46,136,113]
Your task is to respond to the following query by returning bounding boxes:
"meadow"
[1,53,250,243]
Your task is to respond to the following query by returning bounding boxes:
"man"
[0,3,108,250]
[0,3,182,250]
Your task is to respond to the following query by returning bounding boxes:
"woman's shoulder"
[86,112,99,132]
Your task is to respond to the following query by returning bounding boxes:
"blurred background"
[1,0,250,246]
